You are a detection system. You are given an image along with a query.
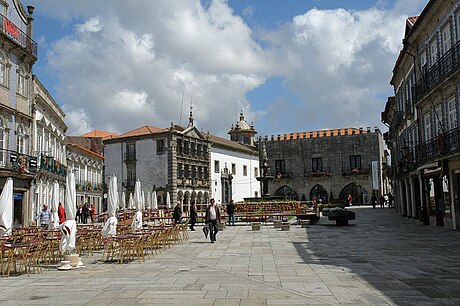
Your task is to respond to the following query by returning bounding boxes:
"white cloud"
[32,0,418,136]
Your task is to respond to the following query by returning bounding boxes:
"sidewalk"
[1,207,459,305]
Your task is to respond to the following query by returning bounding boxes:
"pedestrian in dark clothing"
[388,193,394,208]
[189,201,198,231]
[379,195,385,209]
[371,195,377,209]
[173,202,182,224]
[76,205,83,223]
[205,199,221,243]
[226,200,236,226]
[83,203,90,224]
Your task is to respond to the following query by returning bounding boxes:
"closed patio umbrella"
[166,192,171,209]
[152,191,158,210]
[121,191,126,209]
[102,175,118,237]
[0,178,13,236]
[128,193,134,210]
[60,171,77,253]
[146,191,151,209]
[132,180,142,230]
[51,181,60,229]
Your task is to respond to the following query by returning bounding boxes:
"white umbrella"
[146,191,151,209]
[121,191,126,209]
[0,178,13,236]
[50,181,60,229]
[166,192,171,209]
[132,180,142,230]
[102,175,118,237]
[152,191,158,210]
[128,193,134,209]
[141,190,145,209]
[60,171,77,253]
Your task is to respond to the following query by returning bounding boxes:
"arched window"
[0,116,6,165]
[0,50,7,86]
[17,64,28,96]
[16,124,26,154]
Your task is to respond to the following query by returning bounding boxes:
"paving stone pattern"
[1,207,460,305]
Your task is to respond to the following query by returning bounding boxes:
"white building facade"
[31,76,67,223]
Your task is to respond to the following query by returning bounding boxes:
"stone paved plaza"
[1,207,460,305]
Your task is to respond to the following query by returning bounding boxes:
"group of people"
[371,193,394,209]
[37,202,96,227]
[76,203,95,224]
[172,198,237,243]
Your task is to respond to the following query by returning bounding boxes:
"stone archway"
[274,185,298,200]
[339,183,368,205]
[310,184,328,203]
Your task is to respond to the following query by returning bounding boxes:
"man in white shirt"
[205,199,221,243]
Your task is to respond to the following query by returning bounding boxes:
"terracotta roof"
[66,143,105,160]
[207,134,257,154]
[111,125,168,140]
[81,130,118,138]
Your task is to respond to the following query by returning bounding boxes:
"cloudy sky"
[28,0,428,137]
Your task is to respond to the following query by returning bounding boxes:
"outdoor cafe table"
[114,235,138,263]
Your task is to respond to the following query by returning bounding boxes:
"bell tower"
[228,111,257,147]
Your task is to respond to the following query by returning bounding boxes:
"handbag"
[202,224,209,239]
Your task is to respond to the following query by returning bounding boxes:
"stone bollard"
[281,222,290,231]
[273,220,282,228]
[251,222,261,231]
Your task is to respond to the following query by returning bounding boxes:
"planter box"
[251,222,261,231]
[273,220,282,228]
[281,222,290,231]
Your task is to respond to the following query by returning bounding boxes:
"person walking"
[371,194,377,209]
[347,193,353,207]
[37,205,51,228]
[76,205,83,223]
[205,198,221,243]
[173,202,182,224]
[90,205,95,223]
[82,203,90,224]
[226,200,236,226]
[189,201,198,231]
[58,202,66,224]
[379,195,385,209]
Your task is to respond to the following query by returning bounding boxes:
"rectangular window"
[214,160,220,173]
[198,166,202,179]
[275,159,286,174]
[434,105,442,135]
[126,143,136,161]
[231,163,236,175]
[420,50,427,70]
[183,141,189,155]
[191,142,196,155]
[243,165,247,176]
[185,164,190,178]
[349,155,362,170]
[177,163,183,178]
[0,61,6,86]
[430,39,438,67]
[204,167,208,179]
[442,22,452,54]
[191,165,197,178]
[156,139,164,154]
[448,98,458,130]
[312,157,323,172]
[176,139,182,154]
[424,113,432,141]
[254,167,259,177]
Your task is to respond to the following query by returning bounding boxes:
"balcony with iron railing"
[39,154,67,177]
[414,39,460,105]
[75,180,102,192]
[0,149,37,175]
[395,127,460,175]
[0,14,37,58]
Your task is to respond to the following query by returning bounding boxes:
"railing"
[0,14,37,58]
[395,127,460,174]
[0,149,37,174]
[39,154,66,177]
[75,180,102,192]
[342,167,371,176]
[414,39,460,105]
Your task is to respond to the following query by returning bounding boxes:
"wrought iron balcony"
[0,149,37,175]
[39,154,67,177]
[415,127,460,164]
[0,14,37,58]
[413,39,460,105]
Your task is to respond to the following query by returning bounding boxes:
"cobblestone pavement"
[1,207,460,305]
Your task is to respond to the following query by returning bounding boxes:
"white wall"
[210,147,260,204]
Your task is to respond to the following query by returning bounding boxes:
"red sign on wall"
[5,18,19,39]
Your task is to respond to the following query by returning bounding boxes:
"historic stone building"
[104,113,211,212]
[0,1,37,226]
[382,0,460,229]
[32,76,67,224]
[260,127,385,205]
